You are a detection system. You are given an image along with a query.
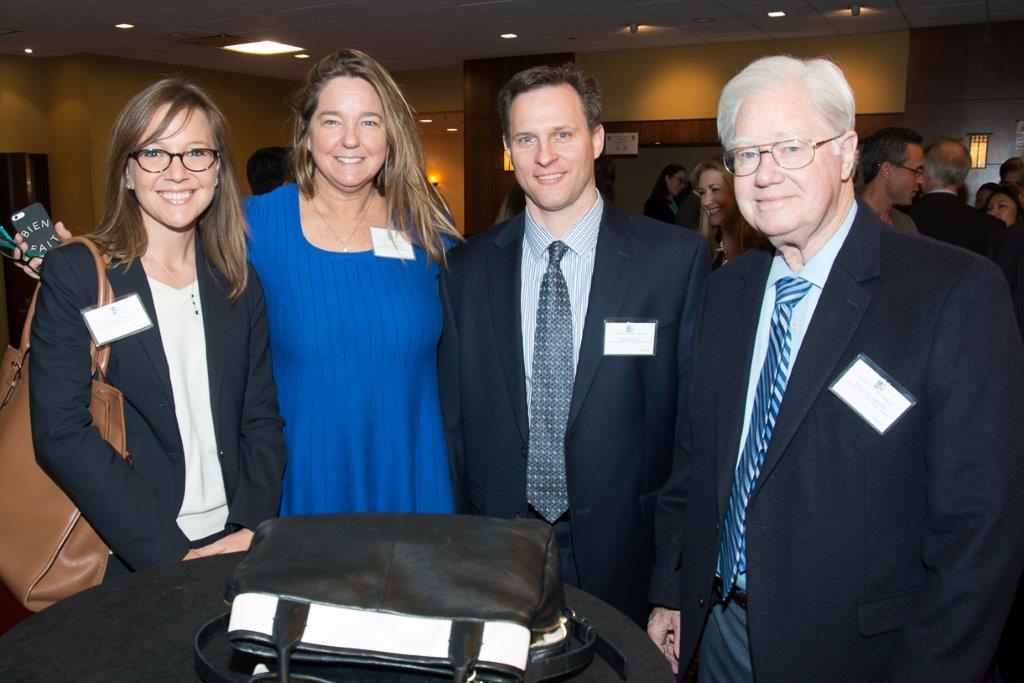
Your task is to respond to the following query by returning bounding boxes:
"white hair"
[717,55,856,151]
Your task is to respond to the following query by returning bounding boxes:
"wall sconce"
[968,133,989,169]
[428,173,440,186]
[503,149,515,172]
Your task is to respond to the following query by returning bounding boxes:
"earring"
[126,181,133,190]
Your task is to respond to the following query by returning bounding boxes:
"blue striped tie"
[718,276,813,593]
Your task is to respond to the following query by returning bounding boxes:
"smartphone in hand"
[11,203,62,257]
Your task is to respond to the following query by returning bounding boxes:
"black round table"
[0,554,672,681]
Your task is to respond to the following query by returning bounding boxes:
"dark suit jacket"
[992,221,1024,339]
[439,203,708,624]
[30,240,286,571]
[651,201,1024,680]
[906,191,1004,256]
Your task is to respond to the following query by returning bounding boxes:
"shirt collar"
[767,201,858,291]
[523,195,603,261]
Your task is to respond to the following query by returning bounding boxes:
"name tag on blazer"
[81,293,154,346]
[829,353,916,434]
[603,319,657,356]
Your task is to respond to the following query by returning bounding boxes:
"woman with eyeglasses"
[29,79,286,579]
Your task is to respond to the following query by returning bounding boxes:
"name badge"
[81,293,154,346]
[829,353,916,434]
[603,319,657,356]
[370,227,416,260]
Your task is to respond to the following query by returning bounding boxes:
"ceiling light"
[419,119,433,123]
[500,33,517,39]
[294,53,310,59]
[115,23,134,29]
[446,128,458,132]
[767,10,786,17]
[223,40,303,55]
[23,48,32,54]
[692,17,714,23]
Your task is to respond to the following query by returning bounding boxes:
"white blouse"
[148,278,228,541]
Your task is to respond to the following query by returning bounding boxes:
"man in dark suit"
[648,55,1024,680]
[439,64,708,624]
[906,137,1004,255]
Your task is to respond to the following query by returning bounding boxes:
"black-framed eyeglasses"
[129,148,219,173]
[723,135,844,176]
[893,163,925,178]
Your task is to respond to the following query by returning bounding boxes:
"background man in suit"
[858,126,923,233]
[648,55,1024,680]
[906,137,1004,255]
[439,64,707,624]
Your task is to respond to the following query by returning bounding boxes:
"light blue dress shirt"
[732,201,858,591]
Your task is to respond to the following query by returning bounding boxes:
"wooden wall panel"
[463,53,572,235]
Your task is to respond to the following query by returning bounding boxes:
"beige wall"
[578,31,909,121]
[394,66,463,113]
[422,131,465,233]
[0,56,49,154]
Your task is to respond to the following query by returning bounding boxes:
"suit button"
[520,446,528,459]
[515,512,524,519]
[697,596,705,608]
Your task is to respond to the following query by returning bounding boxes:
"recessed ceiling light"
[692,17,714,23]
[115,23,134,29]
[419,119,433,123]
[294,53,310,59]
[223,40,303,55]
[500,33,517,39]
[767,10,786,17]
[23,48,32,54]
[446,128,458,132]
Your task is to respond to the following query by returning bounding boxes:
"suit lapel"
[487,215,529,444]
[716,249,773,517]
[567,205,636,430]
[108,258,174,403]
[197,241,230,437]
[752,205,880,495]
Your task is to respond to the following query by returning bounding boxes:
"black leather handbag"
[194,514,626,682]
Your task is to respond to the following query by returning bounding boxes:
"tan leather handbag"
[0,236,129,611]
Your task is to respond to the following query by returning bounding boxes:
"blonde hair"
[692,156,762,261]
[290,49,460,263]
[91,78,249,302]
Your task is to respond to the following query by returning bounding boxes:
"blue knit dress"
[245,184,454,515]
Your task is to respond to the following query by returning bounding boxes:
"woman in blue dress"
[246,49,461,515]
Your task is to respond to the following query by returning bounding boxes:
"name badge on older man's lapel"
[603,318,657,356]
[829,353,916,434]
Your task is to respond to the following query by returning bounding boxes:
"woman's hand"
[190,528,255,559]
[11,221,73,279]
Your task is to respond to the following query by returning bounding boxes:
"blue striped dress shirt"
[521,196,603,417]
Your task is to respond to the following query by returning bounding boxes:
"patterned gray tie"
[527,240,573,522]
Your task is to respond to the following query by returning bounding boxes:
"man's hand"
[191,528,255,558]
[647,606,681,674]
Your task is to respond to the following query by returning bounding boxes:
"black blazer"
[905,191,1004,256]
[30,240,286,571]
[439,203,708,624]
[652,201,1024,680]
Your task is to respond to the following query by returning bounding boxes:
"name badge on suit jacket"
[603,319,657,356]
[829,353,916,434]
[80,293,154,346]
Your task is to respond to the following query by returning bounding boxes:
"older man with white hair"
[647,55,1024,681]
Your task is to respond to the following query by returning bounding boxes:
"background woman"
[245,49,460,516]
[693,156,763,268]
[642,163,688,223]
[30,79,286,577]
[985,186,1024,228]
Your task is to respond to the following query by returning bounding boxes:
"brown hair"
[692,156,762,261]
[290,49,459,264]
[497,63,602,142]
[90,78,249,301]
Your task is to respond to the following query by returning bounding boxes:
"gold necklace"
[147,254,199,316]
[311,193,374,253]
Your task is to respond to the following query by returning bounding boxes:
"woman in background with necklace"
[245,49,461,516]
[693,156,763,269]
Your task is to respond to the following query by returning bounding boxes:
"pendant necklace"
[148,255,200,316]
[312,193,374,253]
